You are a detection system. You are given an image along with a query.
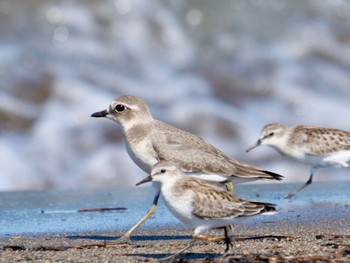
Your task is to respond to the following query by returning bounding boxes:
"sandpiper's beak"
[91,110,108,118]
[246,139,261,152]
[136,175,153,186]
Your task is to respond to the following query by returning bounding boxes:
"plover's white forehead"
[117,95,145,105]
[110,99,141,111]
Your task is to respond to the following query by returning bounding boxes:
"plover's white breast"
[125,138,158,173]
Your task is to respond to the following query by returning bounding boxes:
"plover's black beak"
[246,139,261,152]
[91,110,108,118]
[136,176,153,186]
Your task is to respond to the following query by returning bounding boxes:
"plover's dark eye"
[115,104,125,112]
[160,169,166,173]
[268,132,274,137]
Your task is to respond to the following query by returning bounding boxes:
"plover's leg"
[215,227,234,262]
[284,169,315,199]
[160,238,197,262]
[106,190,161,245]
[223,226,232,253]
[191,227,233,242]
[225,182,233,193]
[194,227,232,251]
[195,234,224,242]
[224,182,234,239]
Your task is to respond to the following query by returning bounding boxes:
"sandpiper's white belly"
[289,149,350,168]
[162,187,249,235]
[322,150,350,168]
[161,189,196,227]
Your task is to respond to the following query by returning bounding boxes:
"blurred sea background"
[1,0,350,191]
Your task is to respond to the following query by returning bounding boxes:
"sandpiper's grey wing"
[181,179,246,219]
[151,121,282,182]
[292,126,350,156]
[188,180,276,219]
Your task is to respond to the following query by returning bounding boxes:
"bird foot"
[104,235,132,247]
[195,234,226,242]
[283,192,296,199]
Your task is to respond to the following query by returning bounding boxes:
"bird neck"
[122,115,153,133]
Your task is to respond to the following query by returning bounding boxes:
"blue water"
[0,187,176,237]
[1,0,350,191]
[1,182,349,238]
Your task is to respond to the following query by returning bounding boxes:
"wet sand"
[1,182,349,262]
[1,220,349,262]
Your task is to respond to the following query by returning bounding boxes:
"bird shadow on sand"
[125,252,223,261]
[66,234,292,243]
[66,235,190,242]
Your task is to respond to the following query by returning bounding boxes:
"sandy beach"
[1,220,349,262]
[1,182,349,262]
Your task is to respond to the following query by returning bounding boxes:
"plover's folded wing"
[151,121,283,182]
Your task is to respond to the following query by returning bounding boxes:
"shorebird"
[136,160,277,260]
[91,95,282,243]
[247,123,350,198]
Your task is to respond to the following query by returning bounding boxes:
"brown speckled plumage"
[288,125,350,156]
[177,178,275,219]
[248,123,350,198]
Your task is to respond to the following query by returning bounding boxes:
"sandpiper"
[247,123,350,198]
[136,160,277,260]
[91,95,282,243]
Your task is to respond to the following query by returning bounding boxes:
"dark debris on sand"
[1,229,349,263]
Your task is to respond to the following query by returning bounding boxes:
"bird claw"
[283,193,296,199]
[104,235,132,247]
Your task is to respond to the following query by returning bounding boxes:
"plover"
[91,95,282,243]
[136,160,277,260]
[247,123,350,198]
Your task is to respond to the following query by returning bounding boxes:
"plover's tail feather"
[232,162,284,182]
[261,170,283,181]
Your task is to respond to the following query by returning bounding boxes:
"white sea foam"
[1,0,350,190]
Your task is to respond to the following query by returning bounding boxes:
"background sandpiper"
[247,123,350,198]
